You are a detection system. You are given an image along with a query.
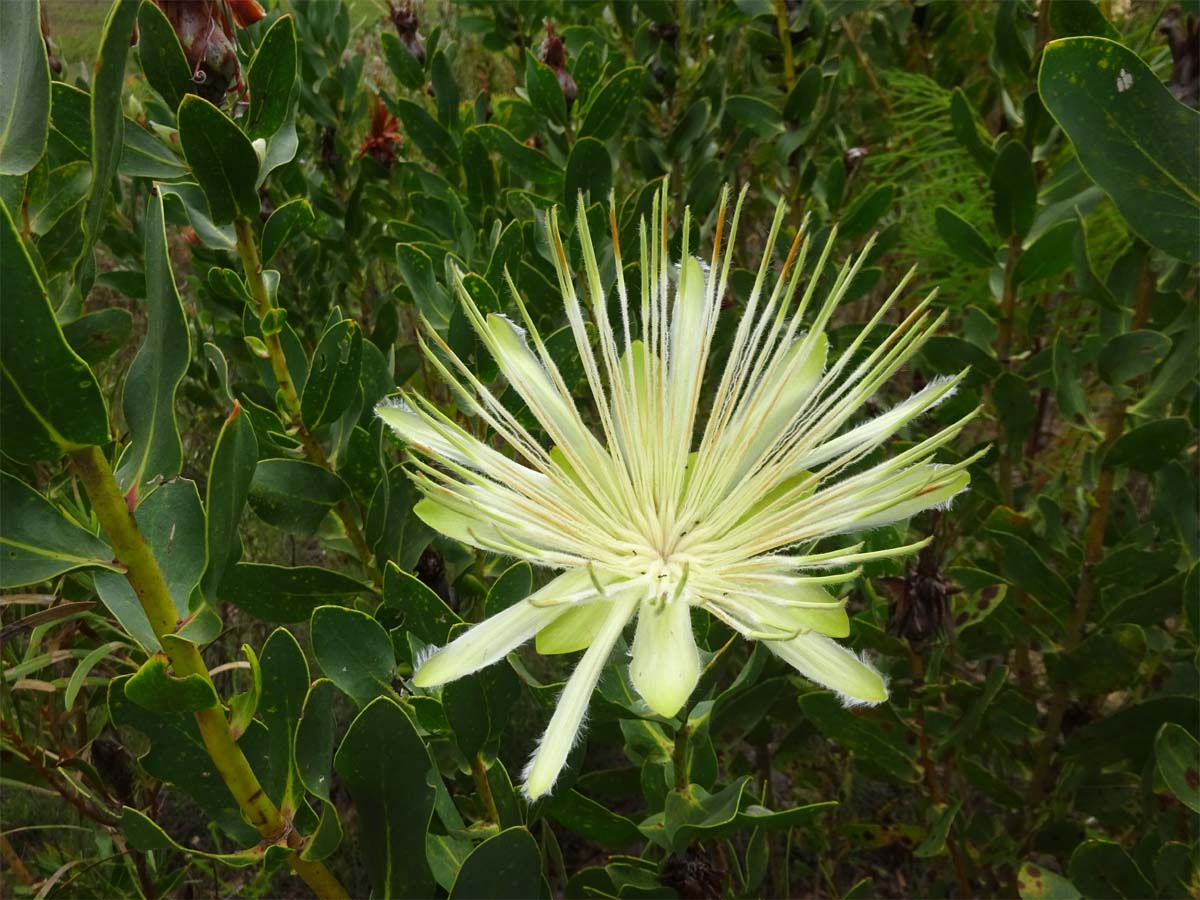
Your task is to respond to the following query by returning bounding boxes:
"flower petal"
[630,598,700,718]
[536,600,610,654]
[767,632,887,705]
[414,599,563,688]
[523,591,639,799]
[733,584,850,638]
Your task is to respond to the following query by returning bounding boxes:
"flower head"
[378,186,977,800]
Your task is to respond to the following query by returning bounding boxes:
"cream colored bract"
[378,186,976,800]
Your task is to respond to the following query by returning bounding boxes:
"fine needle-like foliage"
[380,186,978,798]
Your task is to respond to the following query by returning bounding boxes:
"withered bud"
[388,0,426,65]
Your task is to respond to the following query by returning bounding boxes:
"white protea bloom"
[378,186,977,800]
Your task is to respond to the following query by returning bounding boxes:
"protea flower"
[378,186,976,800]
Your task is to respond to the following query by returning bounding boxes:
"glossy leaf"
[1103,417,1191,473]
[525,51,566,125]
[473,124,562,186]
[1154,723,1200,813]
[300,319,363,430]
[220,562,367,622]
[115,190,190,495]
[0,0,51,175]
[78,0,139,267]
[935,206,995,267]
[201,403,257,601]
[62,307,133,365]
[93,481,208,652]
[262,197,315,263]
[564,137,612,208]
[334,697,437,898]
[125,652,219,713]
[177,95,261,225]
[0,203,109,462]
[0,472,118,588]
[990,141,1036,239]
[449,827,544,900]
[311,605,396,708]
[579,67,643,141]
[1039,37,1200,263]
[248,458,348,535]
[1017,862,1082,900]
[393,98,458,169]
[1012,220,1078,286]
[245,16,298,139]
[136,0,193,111]
[258,628,309,813]
[1098,330,1172,386]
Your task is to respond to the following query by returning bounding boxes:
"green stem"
[70,445,349,900]
[1026,259,1156,814]
[233,218,382,589]
[471,753,501,824]
[673,717,692,794]
[773,0,795,88]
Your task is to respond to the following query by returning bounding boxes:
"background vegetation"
[1,0,1197,897]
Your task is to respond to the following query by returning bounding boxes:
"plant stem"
[673,717,692,794]
[70,445,349,900]
[773,0,795,88]
[233,217,382,589]
[1025,258,1156,813]
[471,753,501,824]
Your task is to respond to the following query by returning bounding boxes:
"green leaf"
[120,119,188,179]
[381,561,461,645]
[393,98,459,169]
[0,472,118,588]
[547,790,642,847]
[450,827,544,900]
[201,402,257,602]
[950,89,996,171]
[1062,695,1198,767]
[177,95,261,225]
[334,697,438,899]
[430,50,459,127]
[396,242,453,328]
[381,32,425,91]
[1155,723,1200,814]
[913,799,961,858]
[525,51,566,125]
[125,651,219,713]
[1103,417,1191,473]
[119,807,266,867]
[579,67,643,141]
[485,561,533,617]
[136,0,192,111]
[1,198,109,462]
[245,15,297,139]
[311,605,396,708]
[1068,839,1155,900]
[1131,316,1198,417]
[1017,862,1082,900]
[300,319,363,430]
[726,95,784,137]
[564,137,612,208]
[1051,624,1146,694]
[1051,332,1096,433]
[1098,330,1172,386]
[296,678,338,801]
[94,481,207,651]
[783,66,822,121]
[473,123,562,186]
[78,0,139,268]
[839,183,895,239]
[228,644,261,739]
[1013,220,1078,285]
[0,0,50,175]
[220,562,367,622]
[258,627,309,813]
[990,141,1037,239]
[1039,37,1200,263]
[262,198,315,263]
[799,692,919,783]
[159,181,237,250]
[990,531,1073,608]
[115,190,190,495]
[62,307,133,365]
[108,676,267,844]
[934,206,995,267]
[248,458,348,535]
[1049,0,1120,40]
[27,161,91,235]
